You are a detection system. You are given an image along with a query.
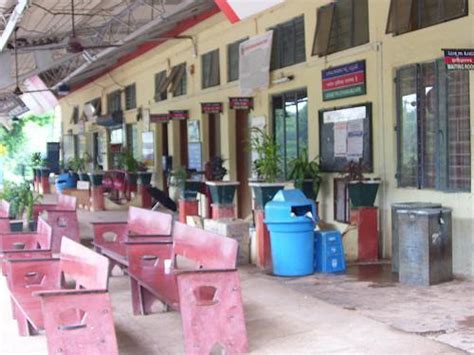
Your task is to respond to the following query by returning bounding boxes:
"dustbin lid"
[391,202,442,210]
[396,207,452,216]
[265,189,317,224]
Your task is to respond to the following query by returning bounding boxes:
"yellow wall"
[58,0,474,278]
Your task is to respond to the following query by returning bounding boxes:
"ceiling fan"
[14,0,122,54]
[10,28,69,97]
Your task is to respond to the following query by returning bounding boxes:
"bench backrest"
[128,207,173,235]
[0,200,10,218]
[57,194,77,211]
[36,217,53,250]
[59,238,109,290]
[173,222,238,269]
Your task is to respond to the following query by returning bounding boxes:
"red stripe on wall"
[214,0,240,23]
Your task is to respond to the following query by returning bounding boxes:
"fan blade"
[82,44,123,49]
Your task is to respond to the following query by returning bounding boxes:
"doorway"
[235,109,252,219]
[161,122,170,193]
[207,113,221,159]
[179,120,188,167]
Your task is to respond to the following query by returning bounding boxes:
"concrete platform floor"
[0,204,472,354]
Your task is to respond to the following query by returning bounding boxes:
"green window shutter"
[294,16,306,64]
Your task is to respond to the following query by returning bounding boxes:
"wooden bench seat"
[91,207,173,274]
[5,238,118,354]
[33,194,79,252]
[125,222,248,354]
[0,217,52,275]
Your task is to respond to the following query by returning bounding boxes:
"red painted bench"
[91,206,173,273]
[125,222,248,354]
[0,217,52,275]
[5,238,118,354]
[0,199,11,232]
[33,194,79,252]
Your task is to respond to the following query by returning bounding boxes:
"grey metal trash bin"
[397,208,452,286]
[391,202,441,273]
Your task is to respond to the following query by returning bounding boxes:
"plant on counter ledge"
[204,156,239,205]
[341,159,380,208]
[248,126,285,209]
[288,148,322,200]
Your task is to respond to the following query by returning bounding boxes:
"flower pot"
[184,180,202,200]
[127,173,139,185]
[10,220,23,232]
[347,181,380,208]
[40,168,50,177]
[249,182,286,210]
[206,181,240,205]
[88,172,104,187]
[28,219,37,232]
[138,172,153,185]
[301,179,320,201]
[78,172,90,182]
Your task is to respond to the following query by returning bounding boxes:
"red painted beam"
[214,0,240,23]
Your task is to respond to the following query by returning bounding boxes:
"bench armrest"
[92,222,129,247]
[6,258,60,291]
[90,221,128,226]
[125,241,173,276]
[125,238,173,245]
[46,209,76,214]
[34,289,108,298]
[3,249,52,255]
[174,268,237,275]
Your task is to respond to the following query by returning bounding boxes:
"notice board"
[319,103,373,172]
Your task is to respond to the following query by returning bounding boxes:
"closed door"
[235,109,251,219]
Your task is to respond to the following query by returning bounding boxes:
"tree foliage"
[0,112,53,158]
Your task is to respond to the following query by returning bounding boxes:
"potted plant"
[78,153,92,181]
[118,150,139,187]
[39,158,51,178]
[67,157,81,181]
[342,159,380,208]
[0,181,42,231]
[30,152,42,190]
[137,161,153,185]
[88,168,105,187]
[288,148,322,200]
[248,127,285,209]
[169,166,188,201]
[18,181,42,231]
[204,156,239,205]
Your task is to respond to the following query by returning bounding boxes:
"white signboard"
[239,31,274,96]
[323,106,367,124]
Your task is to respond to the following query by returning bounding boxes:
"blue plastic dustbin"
[55,172,77,193]
[265,189,318,277]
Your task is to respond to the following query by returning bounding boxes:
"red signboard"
[201,102,223,114]
[229,97,254,110]
[150,114,169,123]
[169,110,189,120]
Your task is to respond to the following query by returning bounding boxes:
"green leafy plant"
[30,152,42,168]
[250,127,282,182]
[118,150,139,173]
[169,166,188,188]
[289,149,321,192]
[0,180,42,220]
[204,156,227,181]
